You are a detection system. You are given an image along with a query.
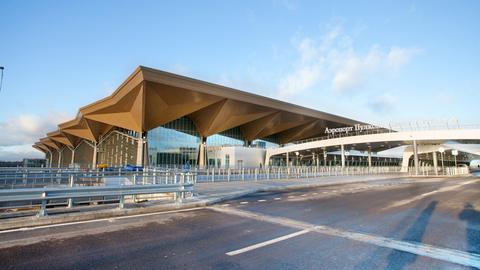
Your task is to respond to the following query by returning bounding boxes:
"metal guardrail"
[0,183,194,217]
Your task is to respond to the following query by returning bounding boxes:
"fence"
[0,168,196,189]
[407,165,470,176]
[194,166,403,183]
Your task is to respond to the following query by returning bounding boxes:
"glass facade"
[207,127,245,147]
[147,117,280,167]
[148,117,200,167]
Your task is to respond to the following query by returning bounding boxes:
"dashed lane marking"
[211,206,480,268]
[274,198,282,200]
[257,199,267,202]
[240,202,249,205]
[226,229,310,256]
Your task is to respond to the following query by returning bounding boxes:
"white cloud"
[0,112,70,147]
[367,93,398,113]
[387,47,422,70]
[278,64,323,97]
[0,144,44,161]
[333,46,382,92]
[278,24,422,96]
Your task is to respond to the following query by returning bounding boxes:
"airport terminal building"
[34,66,479,170]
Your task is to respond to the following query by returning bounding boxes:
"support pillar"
[286,152,289,167]
[341,145,345,168]
[368,148,372,168]
[46,150,52,168]
[432,151,438,175]
[136,132,147,167]
[323,149,327,166]
[58,149,62,168]
[413,140,419,175]
[198,136,207,169]
[92,142,97,169]
[70,148,75,167]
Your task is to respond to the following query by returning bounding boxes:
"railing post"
[119,195,125,209]
[38,192,48,217]
[67,174,74,208]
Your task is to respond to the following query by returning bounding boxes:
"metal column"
[57,149,62,168]
[70,148,75,166]
[198,136,207,169]
[432,151,438,175]
[341,145,345,168]
[413,140,419,175]
[368,148,372,168]
[92,142,98,169]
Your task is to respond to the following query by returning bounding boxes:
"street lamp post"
[0,66,4,93]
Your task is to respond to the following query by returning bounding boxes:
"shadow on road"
[384,201,438,270]
[459,203,480,257]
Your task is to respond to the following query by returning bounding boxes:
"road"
[1,176,479,269]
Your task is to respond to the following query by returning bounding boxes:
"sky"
[0,0,479,160]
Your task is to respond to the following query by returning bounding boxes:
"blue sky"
[0,0,479,160]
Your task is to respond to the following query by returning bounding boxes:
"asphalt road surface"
[1,176,480,270]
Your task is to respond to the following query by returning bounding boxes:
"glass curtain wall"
[148,117,281,168]
[148,117,200,168]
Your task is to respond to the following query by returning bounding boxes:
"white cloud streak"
[0,112,70,160]
[277,24,422,97]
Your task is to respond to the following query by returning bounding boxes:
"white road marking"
[257,199,266,202]
[221,204,230,207]
[274,198,281,200]
[384,179,479,209]
[211,206,480,268]
[240,201,249,205]
[0,207,206,234]
[226,229,310,256]
[312,193,318,195]
[300,194,307,197]
[288,196,295,198]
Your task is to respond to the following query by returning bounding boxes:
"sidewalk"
[0,174,407,231]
